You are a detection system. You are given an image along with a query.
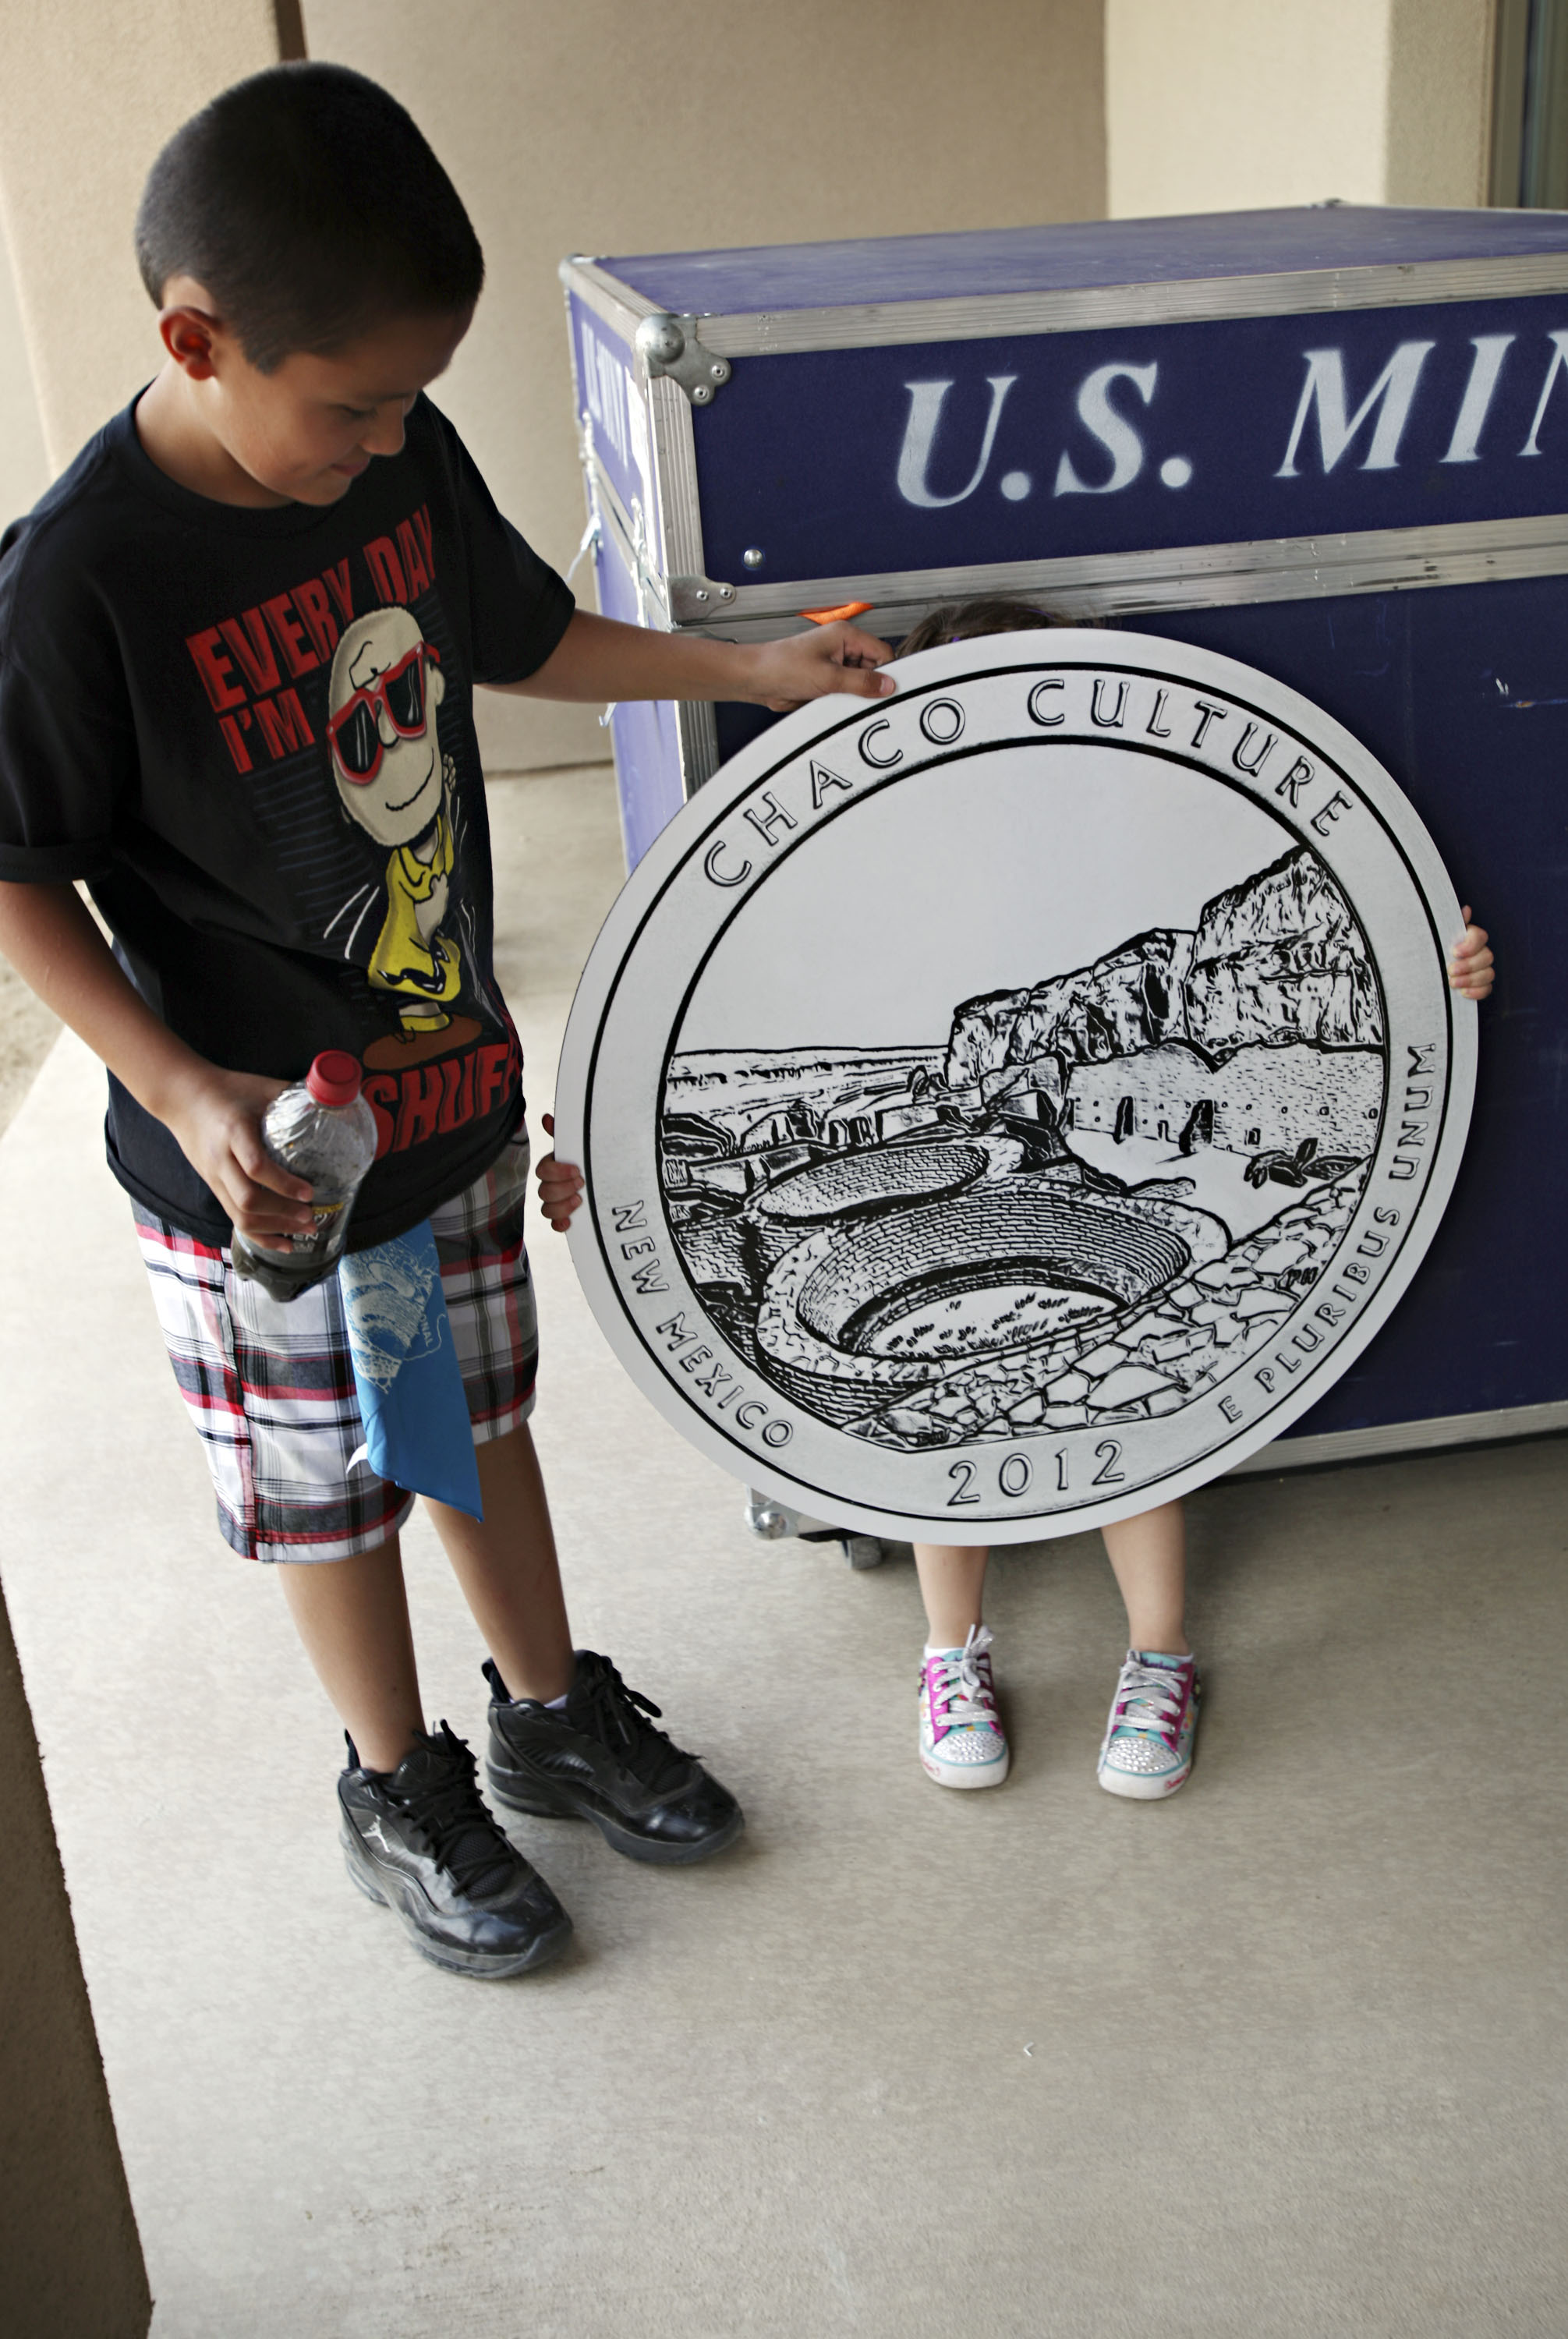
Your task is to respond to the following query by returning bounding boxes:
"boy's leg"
[1096,1500,1199,1800]
[1099,1499,1188,1655]
[444,1424,742,1864]
[133,1199,572,1976]
[911,1545,1008,1789]
[422,1423,572,1704]
[277,1534,423,1773]
[275,1528,573,1976]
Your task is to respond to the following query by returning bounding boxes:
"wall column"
[1106,0,1496,217]
[0,1581,150,2339]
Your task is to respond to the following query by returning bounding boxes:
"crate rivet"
[743,548,765,568]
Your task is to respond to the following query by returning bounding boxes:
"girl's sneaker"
[1097,1651,1199,1799]
[919,1626,1010,1789]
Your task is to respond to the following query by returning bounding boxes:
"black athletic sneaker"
[338,1722,574,1979]
[484,1651,744,1866]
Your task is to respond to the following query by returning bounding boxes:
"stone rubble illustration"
[659,845,1386,1451]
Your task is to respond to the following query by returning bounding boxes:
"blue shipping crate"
[559,207,1568,1467]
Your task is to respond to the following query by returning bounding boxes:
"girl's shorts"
[135,1126,538,1564]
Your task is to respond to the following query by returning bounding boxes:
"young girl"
[890,598,1496,1803]
[538,597,1495,1806]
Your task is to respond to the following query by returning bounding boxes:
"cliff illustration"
[945,846,1382,1092]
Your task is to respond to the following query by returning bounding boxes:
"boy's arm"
[495,610,895,714]
[0,881,313,1248]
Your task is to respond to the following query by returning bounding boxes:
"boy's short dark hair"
[135,62,484,372]
[899,596,1069,655]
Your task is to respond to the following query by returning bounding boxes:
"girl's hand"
[1447,909,1495,1001]
[536,1113,586,1232]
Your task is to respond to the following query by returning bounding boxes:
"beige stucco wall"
[0,4,1506,766]
[0,230,48,529]
[303,0,1108,769]
[0,1,289,476]
[1106,0,1495,217]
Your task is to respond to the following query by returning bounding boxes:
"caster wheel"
[842,1535,885,1570]
[745,1493,792,1540]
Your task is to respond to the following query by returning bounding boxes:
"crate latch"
[668,572,738,621]
[634,313,732,405]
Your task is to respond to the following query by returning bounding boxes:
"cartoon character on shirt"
[327,607,469,1050]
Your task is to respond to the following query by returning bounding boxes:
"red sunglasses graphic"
[328,642,441,784]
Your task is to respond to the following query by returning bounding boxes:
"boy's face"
[156,285,473,507]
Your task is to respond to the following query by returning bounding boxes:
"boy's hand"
[1448,909,1495,1001]
[742,621,896,713]
[161,1065,316,1251]
[0,883,310,1249]
[500,609,895,717]
[536,1113,586,1232]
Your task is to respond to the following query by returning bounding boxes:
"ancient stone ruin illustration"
[658,845,1386,1449]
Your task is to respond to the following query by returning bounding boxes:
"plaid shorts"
[136,1125,538,1565]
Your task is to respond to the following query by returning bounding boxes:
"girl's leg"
[1100,1499,1188,1654]
[911,1545,1008,1789]
[912,1543,991,1647]
[422,1422,574,1704]
[277,1534,423,1773]
[1096,1500,1198,1799]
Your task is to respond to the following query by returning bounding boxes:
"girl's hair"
[897,595,1070,656]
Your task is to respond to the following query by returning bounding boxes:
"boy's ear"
[158,303,223,381]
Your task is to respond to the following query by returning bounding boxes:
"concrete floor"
[3,766,1566,2338]
[0,950,60,1141]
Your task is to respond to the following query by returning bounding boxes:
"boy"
[0,63,894,1980]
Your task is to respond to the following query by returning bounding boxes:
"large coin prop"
[554,630,1475,1542]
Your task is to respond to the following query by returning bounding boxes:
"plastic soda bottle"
[230,1050,379,1302]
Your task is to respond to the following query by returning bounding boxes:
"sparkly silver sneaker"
[919,1626,1010,1789]
[1097,1651,1199,1799]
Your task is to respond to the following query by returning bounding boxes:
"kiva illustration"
[327,607,480,1069]
[659,844,1386,1449]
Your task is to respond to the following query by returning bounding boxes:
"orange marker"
[799,600,874,625]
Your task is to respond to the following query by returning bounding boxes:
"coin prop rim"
[554,628,1475,1543]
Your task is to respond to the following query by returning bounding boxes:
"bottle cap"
[305,1050,363,1107]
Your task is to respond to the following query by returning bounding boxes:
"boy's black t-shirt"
[0,394,573,1249]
